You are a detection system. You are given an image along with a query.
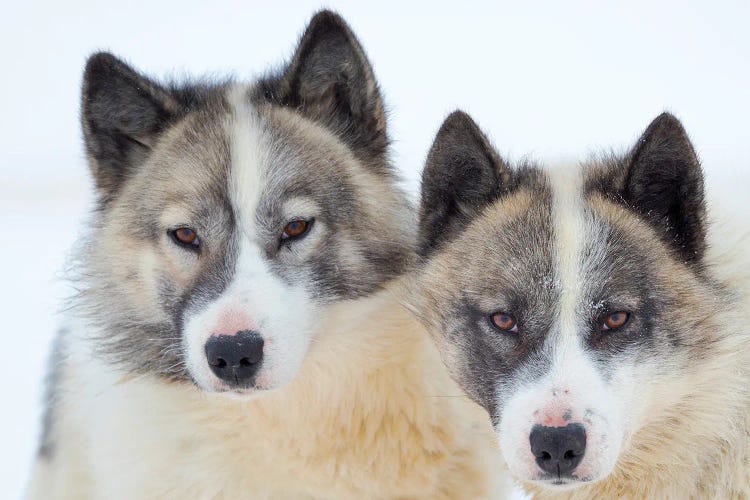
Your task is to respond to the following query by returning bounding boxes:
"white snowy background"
[2,1,748,497]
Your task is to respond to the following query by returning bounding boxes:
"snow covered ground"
[2,1,748,498]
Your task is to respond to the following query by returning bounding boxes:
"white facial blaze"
[182,85,315,395]
[228,84,266,236]
[549,165,586,344]
[497,165,623,488]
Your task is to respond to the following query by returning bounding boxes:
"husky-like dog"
[27,13,507,499]
[411,110,750,497]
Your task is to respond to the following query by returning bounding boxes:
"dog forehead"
[225,86,369,228]
[415,164,689,414]
[421,165,657,325]
[131,104,231,200]
[128,84,360,234]
[423,189,554,300]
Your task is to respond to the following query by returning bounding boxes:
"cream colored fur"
[526,198,750,499]
[27,280,510,499]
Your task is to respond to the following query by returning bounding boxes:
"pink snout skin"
[211,309,257,337]
[534,401,576,428]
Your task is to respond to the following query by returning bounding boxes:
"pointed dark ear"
[624,112,706,262]
[81,52,180,198]
[418,111,511,257]
[266,11,386,169]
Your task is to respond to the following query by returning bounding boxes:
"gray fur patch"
[37,328,67,459]
[415,111,724,422]
[66,10,414,389]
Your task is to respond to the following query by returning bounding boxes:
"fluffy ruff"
[27,281,509,499]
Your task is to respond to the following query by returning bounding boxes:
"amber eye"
[281,219,312,241]
[602,311,630,331]
[170,227,199,248]
[490,312,518,333]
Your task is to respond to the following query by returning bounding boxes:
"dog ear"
[265,10,387,170]
[623,113,706,263]
[418,111,511,257]
[81,52,180,200]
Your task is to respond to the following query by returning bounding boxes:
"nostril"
[204,330,264,386]
[529,423,587,476]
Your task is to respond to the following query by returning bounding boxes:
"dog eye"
[490,312,518,333]
[602,311,630,331]
[170,227,200,249]
[281,219,313,241]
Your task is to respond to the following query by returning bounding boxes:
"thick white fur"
[26,282,511,499]
[498,342,624,489]
[182,87,320,394]
[498,167,624,488]
[523,181,750,498]
[27,83,512,499]
[183,238,317,394]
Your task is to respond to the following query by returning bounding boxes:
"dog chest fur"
[28,282,507,499]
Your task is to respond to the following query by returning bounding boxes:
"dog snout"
[529,423,586,477]
[205,330,264,386]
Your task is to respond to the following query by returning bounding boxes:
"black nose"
[205,330,264,386]
[529,423,586,477]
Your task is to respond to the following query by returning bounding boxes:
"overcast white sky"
[1,1,749,497]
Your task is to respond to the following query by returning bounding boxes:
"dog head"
[77,11,412,397]
[412,111,721,489]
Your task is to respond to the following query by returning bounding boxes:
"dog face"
[412,111,719,489]
[76,11,413,397]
